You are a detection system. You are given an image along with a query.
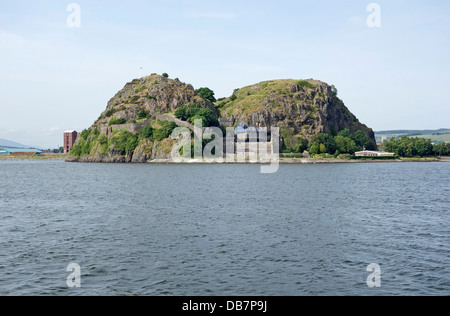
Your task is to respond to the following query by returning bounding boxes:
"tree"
[320,144,327,154]
[196,87,217,103]
[331,85,338,97]
[433,142,450,156]
[138,125,153,140]
[162,73,169,78]
[335,135,358,154]
[309,142,320,156]
[312,133,336,154]
[293,139,309,153]
[175,104,219,127]
[351,130,375,150]
[338,128,352,139]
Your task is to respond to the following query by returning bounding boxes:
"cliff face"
[95,74,216,129]
[217,79,376,148]
[69,75,376,163]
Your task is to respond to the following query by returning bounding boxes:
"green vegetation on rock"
[70,74,378,162]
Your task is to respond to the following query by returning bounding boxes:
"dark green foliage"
[282,137,309,153]
[137,109,150,119]
[293,139,309,153]
[162,73,169,78]
[138,124,154,140]
[335,135,359,154]
[188,115,208,127]
[352,130,376,150]
[153,121,177,141]
[105,109,116,118]
[433,142,450,156]
[195,87,217,103]
[109,130,139,155]
[108,117,127,126]
[331,85,338,97]
[306,128,374,155]
[312,133,337,154]
[309,143,320,155]
[383,136,435,157]
[175,104,219,127]
[229,94,237,102]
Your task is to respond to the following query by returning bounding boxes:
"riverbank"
[0,154,68,161]
[3,154,448,163]
[65,156,450,164]
[145,157,450,164]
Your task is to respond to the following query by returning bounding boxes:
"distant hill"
[0,138,30,148]
[375,129,450,144]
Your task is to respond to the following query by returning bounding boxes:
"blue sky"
[0,0,449,148]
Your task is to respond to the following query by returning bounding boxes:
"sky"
[0,0,449,148]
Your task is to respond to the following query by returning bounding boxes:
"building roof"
[64,130,76,133]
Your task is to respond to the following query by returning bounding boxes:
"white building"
[355,150,395,157]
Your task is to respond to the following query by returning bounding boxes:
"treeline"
[383,136,450,157]
[283,129,376,156]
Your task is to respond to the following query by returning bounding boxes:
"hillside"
[0,138,30,148]
[68,74,376,162]
[375,129,450,144]
[217,79,375,150]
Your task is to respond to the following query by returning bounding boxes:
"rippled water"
[0,161,449,296]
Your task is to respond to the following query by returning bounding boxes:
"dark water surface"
[0,161,449,296]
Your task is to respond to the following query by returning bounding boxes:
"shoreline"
[144,157,450,164]
[0,154,68,161]
[1,154,449,164]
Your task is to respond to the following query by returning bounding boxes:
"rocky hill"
[217,79,375,150]
[68,74,376,162]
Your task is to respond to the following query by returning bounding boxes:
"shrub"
[109,130,139,155]
[153,121,177,141]
[162,73,169,78]
[195,87,217,103]
[80,129,91,141]
[297,80,316,89]
[134,85,146,93]
[138,125,154,140]
[137,109,150,119]
[108,117,127,126]
[175,104,219,127]
[105,109,116,118]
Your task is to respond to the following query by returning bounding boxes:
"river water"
[0,160,449,296]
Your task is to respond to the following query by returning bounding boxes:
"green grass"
[417,133,450,144]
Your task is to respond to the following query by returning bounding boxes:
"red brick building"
[64,130,78,154]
